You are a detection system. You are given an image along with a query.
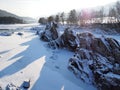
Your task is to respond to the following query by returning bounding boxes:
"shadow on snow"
[0,36,47,78]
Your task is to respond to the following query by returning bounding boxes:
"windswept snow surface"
[0,29,96,90]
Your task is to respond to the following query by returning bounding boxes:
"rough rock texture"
[68,33,120,90]
[47,28,120,90]
[40,22,58,41]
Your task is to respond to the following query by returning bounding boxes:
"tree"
[47,16,54,22]
[38,17,47,24]
[67,9,78,25]
[108,7,117,23]
[55,15,60,23]
[99,7,105,23]
[78,11,85,26]
[60,12,65,25]
[0,17,24,24]
[115,1,120,22]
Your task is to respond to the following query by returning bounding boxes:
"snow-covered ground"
[0,23,39,30]
[0,26,96,90]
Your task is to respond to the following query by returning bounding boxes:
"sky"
[0,0,119,18]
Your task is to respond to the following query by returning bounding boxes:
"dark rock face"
[40,22,58,41]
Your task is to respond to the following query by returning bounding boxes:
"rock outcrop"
[40,26,120,90]
[40,22,58,41]
[48,28,79,51]
[47,28,120,90]
[67,32,120,90]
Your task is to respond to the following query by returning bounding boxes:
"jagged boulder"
[40,22,58,41]
[69,48,120,90]
[48,28,79,51]
[68,49,94,84]
[67,32,120,90]
[92,37,120,64]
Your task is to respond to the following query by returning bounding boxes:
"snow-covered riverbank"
[0,30,96,90]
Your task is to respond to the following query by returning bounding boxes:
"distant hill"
[0,9,20,18]
[0,9,37,24]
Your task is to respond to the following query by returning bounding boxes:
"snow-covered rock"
[47,27,120,90]
[6,83,20,90]
[40,22,58,42]
[67,32,120,90]
[48,28,79,51]
[0,32,13,36]
[22,80,30,89]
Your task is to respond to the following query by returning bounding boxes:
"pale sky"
[0,0,119,18]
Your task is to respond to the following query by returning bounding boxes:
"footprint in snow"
[55,66,60,69]
[50,54,58,60]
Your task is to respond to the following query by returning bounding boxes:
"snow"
[0,24,120,90]
[0,25,96,90]
[0,23,39,30]
[106,72,120,79]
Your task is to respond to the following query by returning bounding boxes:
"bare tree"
[100,7,105,23]
[60,12,65,25]
[67,9,78,25]
[108,7,117,23]
[55,15,60,23]
[115,1,120,22]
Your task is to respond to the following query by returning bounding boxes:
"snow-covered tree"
[38,17,47,24]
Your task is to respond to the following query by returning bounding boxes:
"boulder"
[23,80,30,89]
[6,83,20,90]
[48,28,79,51]
[40,22,58,42]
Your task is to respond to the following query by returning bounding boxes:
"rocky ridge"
[39,23,120,90]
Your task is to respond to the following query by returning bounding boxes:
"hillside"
[0,9,20,18]
[0,9,37,24]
